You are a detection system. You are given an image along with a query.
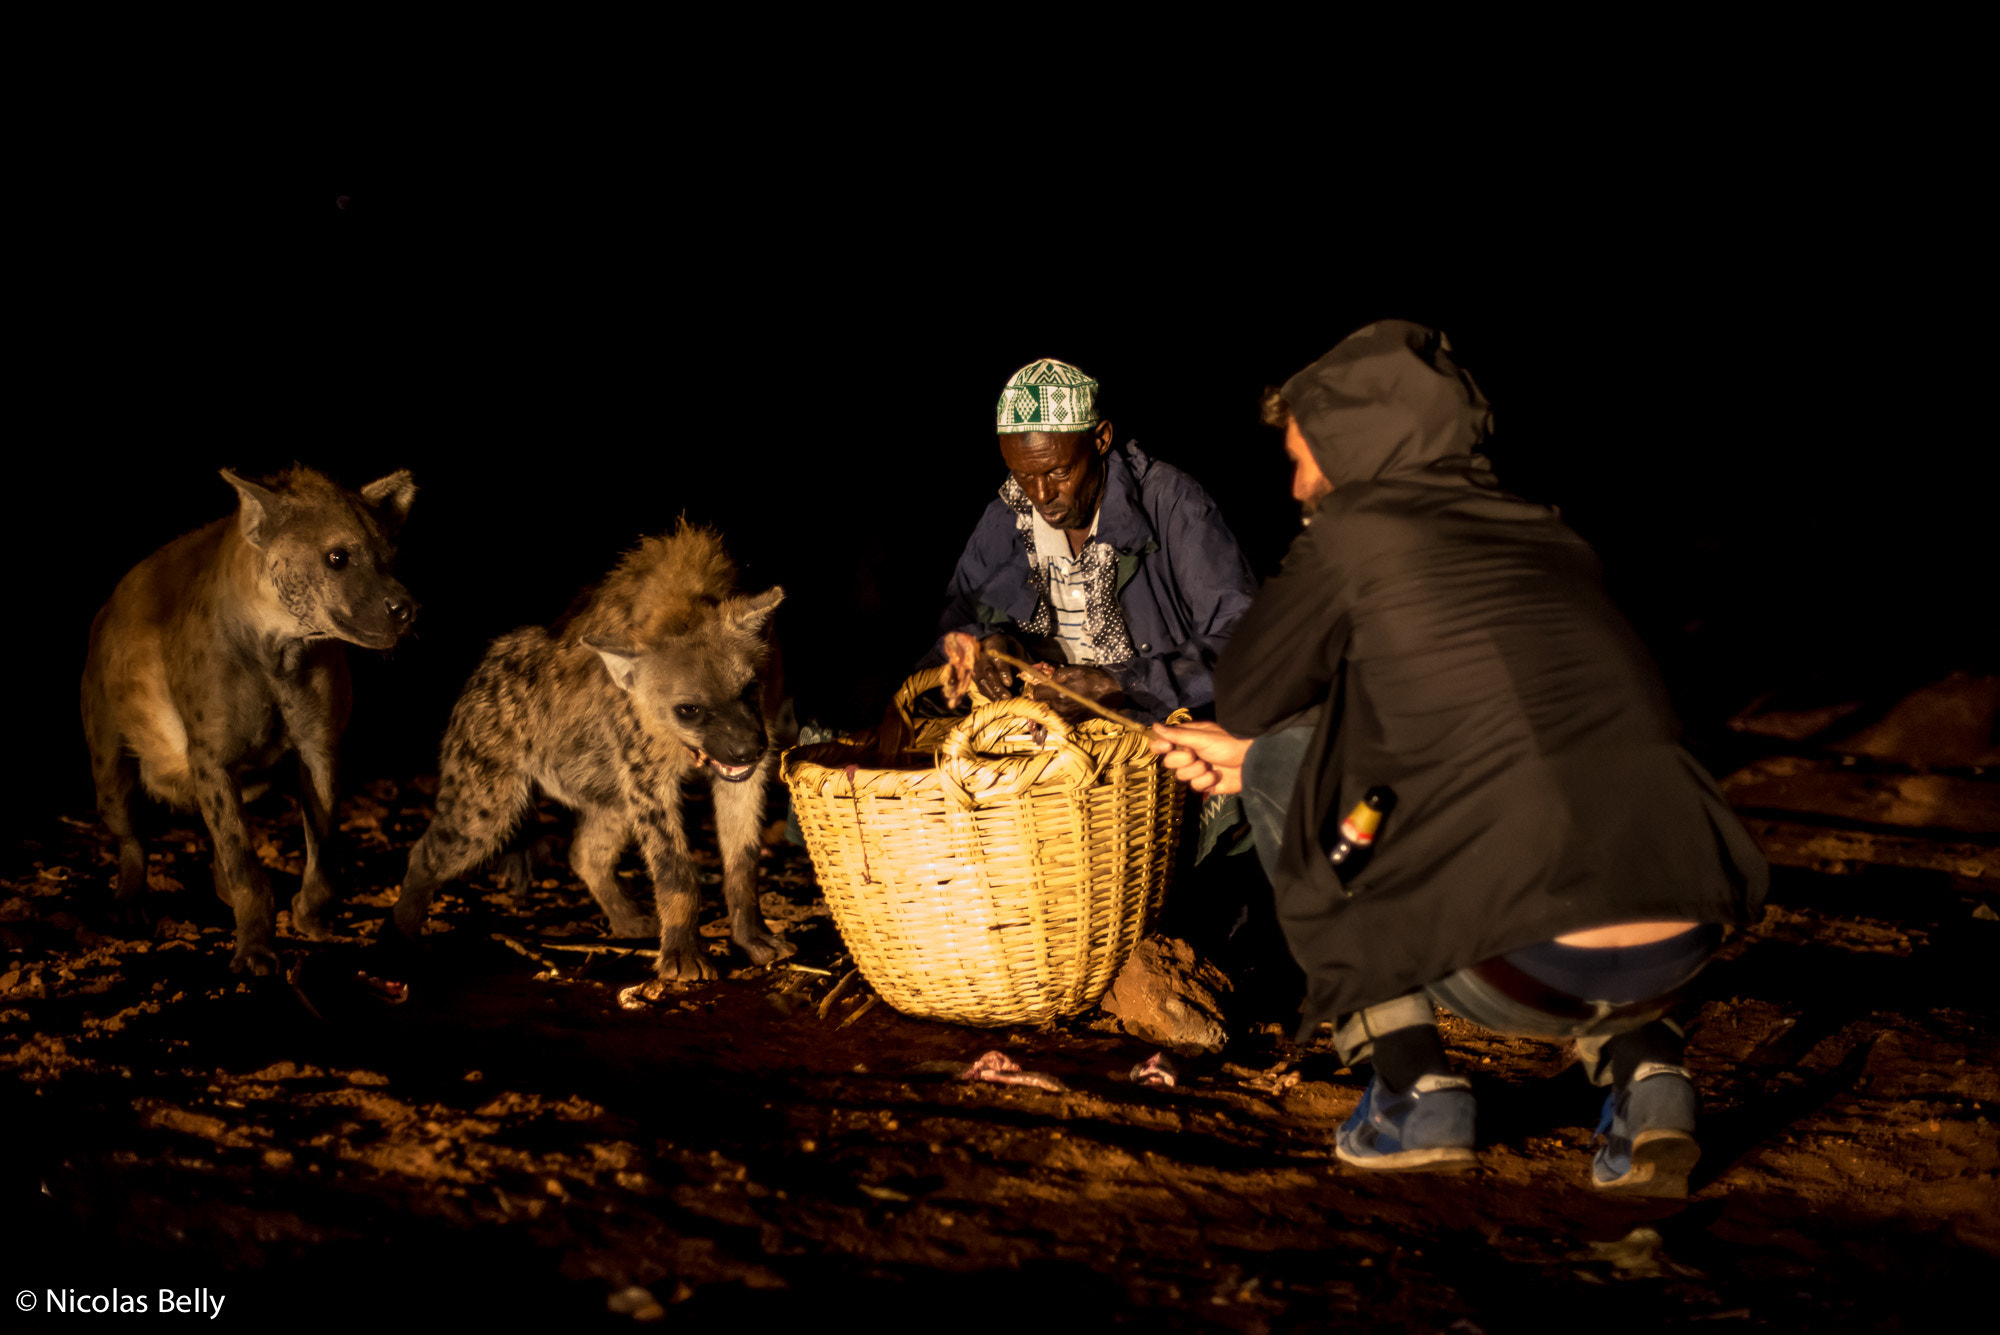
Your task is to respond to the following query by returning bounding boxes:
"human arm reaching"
[1148,720,1253,796]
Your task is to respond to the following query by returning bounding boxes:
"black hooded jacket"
[1214,321,1767,1027]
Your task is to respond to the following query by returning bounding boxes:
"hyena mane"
[557,520,741,651]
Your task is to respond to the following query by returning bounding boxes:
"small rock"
[1099,936,1230,1053]
[606,1285,665,1321]
[1972,904,1998,921]
[857,1183,911,1202]
[619,981,670,1010]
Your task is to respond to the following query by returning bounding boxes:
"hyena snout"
[701,704,768,776]
[384,587,418,632]
[337,578,418,645]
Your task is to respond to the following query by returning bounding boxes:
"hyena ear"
[583,638,644,693]
[220,469,282,550]
[725,586,785,638]
[360,470,417,536]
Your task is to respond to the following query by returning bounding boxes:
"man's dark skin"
[941,420,1125,712]
[1004,420,1114,555]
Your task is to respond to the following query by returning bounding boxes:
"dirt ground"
[5,676,1996,1330]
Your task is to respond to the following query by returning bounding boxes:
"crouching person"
[1151,322,1767,1195]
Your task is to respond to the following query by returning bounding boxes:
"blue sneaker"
[1592,1063,1700,1197]
[1335,1073,1477,1171]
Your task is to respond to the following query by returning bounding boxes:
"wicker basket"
[782,674,1186,1026]
[885,664,990,753]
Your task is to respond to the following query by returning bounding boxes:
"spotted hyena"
[387,522,792,981]
[80,466,419,974]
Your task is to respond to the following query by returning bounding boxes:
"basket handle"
[891,664,990,733]
[936,695,1099,807]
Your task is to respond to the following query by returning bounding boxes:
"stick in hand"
[984,651,1158,741]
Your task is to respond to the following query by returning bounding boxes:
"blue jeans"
[1239,725,1314,889]
[1239,727,1714,1086]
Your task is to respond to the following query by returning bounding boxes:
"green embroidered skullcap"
[995,358,1101,434]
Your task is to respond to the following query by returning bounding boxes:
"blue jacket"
[921,442,1257,722]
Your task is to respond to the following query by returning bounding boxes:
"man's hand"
[942,632,1023,707]
[1025,664,1126,723]
[1148,720,1252,796]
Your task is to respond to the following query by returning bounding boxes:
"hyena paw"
[289,891,334,940]
[734,923,796,966]
[656,942,719,983]
[230,940,281,976]
[376,913,425,953]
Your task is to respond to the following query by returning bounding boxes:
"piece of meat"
[959,1049,1068,1092]
[945,632,1029,707]
[355,971,409,1006]
[942,632,981,707]
[1024,664,1129,726]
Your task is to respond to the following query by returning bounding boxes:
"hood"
[1282,320,1496,488]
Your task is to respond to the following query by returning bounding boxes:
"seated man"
[925,357,1257,724]
[1149,321,1767,1196]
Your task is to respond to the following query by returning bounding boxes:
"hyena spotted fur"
[80,466,419,974]
[388,523,793,981]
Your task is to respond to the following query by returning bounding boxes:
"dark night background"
[8,133,1988,830]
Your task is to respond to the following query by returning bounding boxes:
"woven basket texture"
[782,675,1186,1026]
[890,665,989,753]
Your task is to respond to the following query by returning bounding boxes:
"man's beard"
[1044,501,1093,531]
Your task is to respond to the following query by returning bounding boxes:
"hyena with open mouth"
[387,522,792,981]
[80,465,419,974]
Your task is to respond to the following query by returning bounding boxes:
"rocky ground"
[5,675,1996,1330]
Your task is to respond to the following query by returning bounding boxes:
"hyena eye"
[325,548,350,570]
[673,704,702,722]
